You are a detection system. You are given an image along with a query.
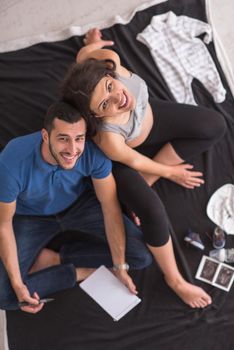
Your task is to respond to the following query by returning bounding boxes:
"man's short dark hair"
[44,101,84,134]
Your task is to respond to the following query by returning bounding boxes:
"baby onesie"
[137,11,226,105]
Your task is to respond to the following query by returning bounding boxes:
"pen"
[18,298,55,307]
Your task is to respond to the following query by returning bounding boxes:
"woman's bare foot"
[83,28,102,45]
[165,276,212,308]
[29,248,60,274]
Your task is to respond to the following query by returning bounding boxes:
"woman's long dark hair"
[61,58,117,137]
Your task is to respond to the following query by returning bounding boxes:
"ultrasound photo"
[196,256,234,291]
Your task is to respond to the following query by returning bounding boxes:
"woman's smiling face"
[90,75,135,118]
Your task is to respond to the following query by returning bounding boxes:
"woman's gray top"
[98,73,149,141]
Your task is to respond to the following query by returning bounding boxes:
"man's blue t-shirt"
[0,132,112,215]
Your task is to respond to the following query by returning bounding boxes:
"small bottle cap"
[219,248,226,262]
[209,248,225,262]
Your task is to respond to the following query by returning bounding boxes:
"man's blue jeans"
[0,189,152,310]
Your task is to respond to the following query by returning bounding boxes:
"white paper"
[79,266,141,321]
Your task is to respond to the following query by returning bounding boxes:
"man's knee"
[124,222,153,269]
[136,249,153,269]
[128,247,153,270]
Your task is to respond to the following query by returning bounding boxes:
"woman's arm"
[76,39,128,76]
[95,132,171,177]
[94,132,203,189]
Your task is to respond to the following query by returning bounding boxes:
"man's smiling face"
[41,117,87,170]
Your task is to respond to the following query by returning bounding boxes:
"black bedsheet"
[1,0,234,349]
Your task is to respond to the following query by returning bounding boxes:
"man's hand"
[14,284,44,313]
[168,163,204,189]
[113,270,138,295]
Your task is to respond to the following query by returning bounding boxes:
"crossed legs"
[29,248,95,281]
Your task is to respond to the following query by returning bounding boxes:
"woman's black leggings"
[112,100,226,247]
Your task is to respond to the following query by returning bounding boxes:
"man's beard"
[48,140,79,169]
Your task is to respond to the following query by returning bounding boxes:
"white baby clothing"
[207,184,234,235]
[137,11,226,105]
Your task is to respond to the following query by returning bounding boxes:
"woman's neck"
[103,110,131,125]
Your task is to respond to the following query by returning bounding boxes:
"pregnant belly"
[127,103,154,148]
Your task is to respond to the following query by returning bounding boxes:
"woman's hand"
[83,28,105,45]
[76,28,114,63]
[168,163,204,189]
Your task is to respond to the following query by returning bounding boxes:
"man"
[0,101,152,313]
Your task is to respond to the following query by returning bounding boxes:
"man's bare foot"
[30,249,96,282]
[29,248,60,274]
[76,268,96,281]
[165,276,212,308]
[83,28,102,45]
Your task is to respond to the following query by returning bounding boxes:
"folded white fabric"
[207,184,234,234]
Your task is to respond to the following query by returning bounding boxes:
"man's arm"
[0,201,43,313]
[92,173,137,294]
